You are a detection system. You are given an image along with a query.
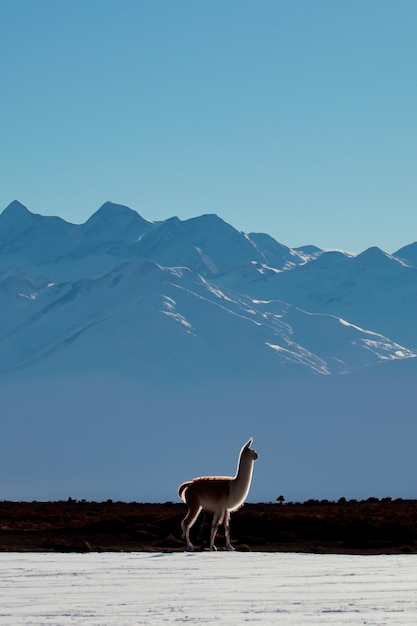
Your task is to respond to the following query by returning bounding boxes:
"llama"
[178,438,258,551]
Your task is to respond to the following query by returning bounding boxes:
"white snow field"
[1,552,417,625]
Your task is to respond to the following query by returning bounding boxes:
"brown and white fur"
[178,438,258,551]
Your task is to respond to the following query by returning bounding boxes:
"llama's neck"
[232,452,254,499]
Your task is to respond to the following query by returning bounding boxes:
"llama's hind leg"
[181,504,202,551]
[224,510,235,551]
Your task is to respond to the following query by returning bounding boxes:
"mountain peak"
[185,213,235,233]
[83,202,154,243]
[0,201,39,241]
[97,201,137,215]
[1,200,32,219]
[85,202,153,230]
[87,201,151,224]
[355,246,408,268]
[358,246,385,258]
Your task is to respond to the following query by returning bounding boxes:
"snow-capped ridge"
[350,246,411,272]
[294,244,323,257]
[247,232,307,269]
[356,246,395,262]
[135,212,262,275]
[393,242,417,268]
[306,249,354,269]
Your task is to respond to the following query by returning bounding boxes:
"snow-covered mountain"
[220,245,417,349]
[2,200,417,502]
[1,200,415,379]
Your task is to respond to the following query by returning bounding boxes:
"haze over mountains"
[2,200,417,503]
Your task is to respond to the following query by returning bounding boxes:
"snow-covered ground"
[1,552,416,625]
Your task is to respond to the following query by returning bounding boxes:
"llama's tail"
[178,481,192,502]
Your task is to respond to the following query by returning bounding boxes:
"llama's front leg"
[224,510,235,551]
[210,511,223,551]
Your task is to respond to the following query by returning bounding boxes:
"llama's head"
[243,438,258,461]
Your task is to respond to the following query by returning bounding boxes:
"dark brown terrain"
[1,498,417,554]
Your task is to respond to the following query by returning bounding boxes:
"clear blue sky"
[1,0,416,253]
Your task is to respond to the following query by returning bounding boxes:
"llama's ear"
[245,438,253,448]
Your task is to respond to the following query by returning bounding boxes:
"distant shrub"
[338,497,346,504]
